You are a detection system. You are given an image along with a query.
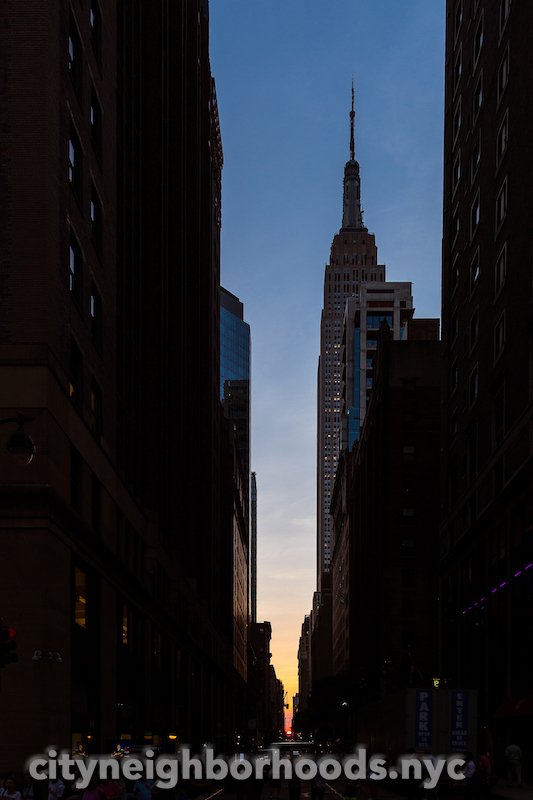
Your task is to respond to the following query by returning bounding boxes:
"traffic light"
[0,624,18,668]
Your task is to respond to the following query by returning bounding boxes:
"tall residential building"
[220,287,251,680]
[440,0,533,743]
[251,471,258,623]
[0,0,239,770]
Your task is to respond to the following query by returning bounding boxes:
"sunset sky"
[210,0,446,722]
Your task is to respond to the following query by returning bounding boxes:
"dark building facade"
[0,0,240,769]
[331,324,441,712]
[440,0,533,759]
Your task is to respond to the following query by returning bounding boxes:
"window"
[90,0,102,66]
[473,73,483,117]
[453,99,462,142]
[451,310,459,343]
[496,112,508,165]
[454,0,463,40]
[496,179,508,231]
[452,209,460,244]
[90,282,102,349]
[69,235,83,304]
[499,0,511,34]
[454,47,462,91]
[451,361,459,393]
[469,308,479,350]
[495,244,507,295]
[69,336,83,407]
[451,255,459,295]
[452,152,461,194]
[494,313,506,359]
[70,444,83,512]
[471,192,480,238]
[90,379,102,438]
[473,16,483,67]
[498,47,509,101]
[90,184,102,252]
[121,604,129,646]
[469,365,479,406]
[470,248,480,292]
[91,473,101,533]
[90,88,102,161]
[74,568,87,628]
[68,125,82,200]
[471,131,481,181]
[68,16,82,99]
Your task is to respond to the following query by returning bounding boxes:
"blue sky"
[210,0,446,709]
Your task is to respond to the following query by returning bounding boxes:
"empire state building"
[317,87,392,588]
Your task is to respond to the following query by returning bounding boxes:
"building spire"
[350,78,355,161]
[342,79,365,230]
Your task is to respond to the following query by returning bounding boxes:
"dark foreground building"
[329,322,441,744]
[440,0,533,764]
[0,0,241,769]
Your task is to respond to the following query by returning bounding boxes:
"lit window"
[68,126,82,199]
[69,235,83,304]
[495,244,506,295]
[90,0,102,66]
[74,568,87,628]
[496,112,508,165]
[496,179,508,231]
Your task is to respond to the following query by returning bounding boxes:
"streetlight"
[0,414,36,464]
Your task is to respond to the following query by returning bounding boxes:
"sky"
[210,0,446,722]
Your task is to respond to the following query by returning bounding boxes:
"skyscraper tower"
[317,85,387,587]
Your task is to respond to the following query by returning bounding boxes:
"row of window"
[451,176,508,251]
[69,337,103,437]
[69,236,103,345]
[452,44,509,151]
[453,0,511,49]
[452,108,508,200]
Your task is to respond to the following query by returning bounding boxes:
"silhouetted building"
[439,0,533,753]
[251,471,258,623]
[331,324,441,707]
[0,0,240,770]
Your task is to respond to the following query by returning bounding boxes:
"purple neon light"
[462,560,533,616]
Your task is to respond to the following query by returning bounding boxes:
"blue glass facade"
[220,302,250,399]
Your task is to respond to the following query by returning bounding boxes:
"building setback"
[439,0,533,753]
[0,0,241,768]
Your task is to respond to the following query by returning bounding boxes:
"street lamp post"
[0,414,36,464]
